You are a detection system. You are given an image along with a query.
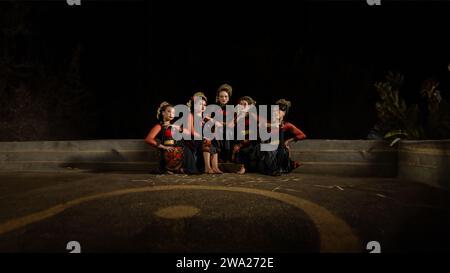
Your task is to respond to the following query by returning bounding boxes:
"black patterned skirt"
[159,146,184,173]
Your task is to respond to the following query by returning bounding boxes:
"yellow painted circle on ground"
[0,185,361,252]
[154,205,200,219]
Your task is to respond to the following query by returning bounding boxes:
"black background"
[1,0,449,140]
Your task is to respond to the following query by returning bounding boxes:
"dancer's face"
[239,100,249,113]
[201,100,207,113]
[218,91,229,105]
[278,110,286,121]
[162,106,175,121]
[194,99,207,114]
[273,109,285,123]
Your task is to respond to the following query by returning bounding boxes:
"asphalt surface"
[0,170,448,253]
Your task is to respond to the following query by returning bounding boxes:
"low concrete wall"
[1,139,449,189]
[0,139,159,172]
[291,140,397,177]
[0,139,397,177]
[398,140,450,190]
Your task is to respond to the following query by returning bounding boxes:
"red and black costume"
[145,123,184,173]
[232,107,260,169]
[217,104,234,162]
[253,120,306,176]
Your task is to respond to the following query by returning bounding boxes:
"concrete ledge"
[398,140,450,190]
[2,139,449,190]
[0,139,397,178]
[0,139,159,172]
[290,140,397,177]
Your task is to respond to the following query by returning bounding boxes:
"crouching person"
[145,102,184,174]
[254,99,306,176]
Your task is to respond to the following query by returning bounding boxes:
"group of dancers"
[145,84,307,176]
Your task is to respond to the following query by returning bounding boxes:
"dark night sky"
[1,0,450,140]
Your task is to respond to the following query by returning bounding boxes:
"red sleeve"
[145,124,162,147]
[284,122,306,140]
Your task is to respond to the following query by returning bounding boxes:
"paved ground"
[0,170,448,253]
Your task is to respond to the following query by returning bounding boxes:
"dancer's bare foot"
[204,168,215,174]
[292,161,303,169]
[213,168,223,174]
[237,165,246,174]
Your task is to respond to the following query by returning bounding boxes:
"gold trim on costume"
[164,140,175,146]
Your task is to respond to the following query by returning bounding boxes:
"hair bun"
[276,99,291,108]
[156,101,171,120]
[187,92,207,110]
[239,96,256,105]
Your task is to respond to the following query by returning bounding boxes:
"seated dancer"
[187,92,223,174]
[145,102,184,174]
[254,99,306,176]
[232,96,259,174]
[215,83,234,163]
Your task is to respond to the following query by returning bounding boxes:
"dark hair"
[275,99,291,116]
[238,96,256,105]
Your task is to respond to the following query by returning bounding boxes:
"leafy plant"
[373,71,424,140]
[372,71,450,140]
[421,78,450,139]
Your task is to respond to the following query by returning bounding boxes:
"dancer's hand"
[233,145,241,153]
[284,140,291,150]
[160,145,175,152]
[171,124,181,131]
[203,137,212,146]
